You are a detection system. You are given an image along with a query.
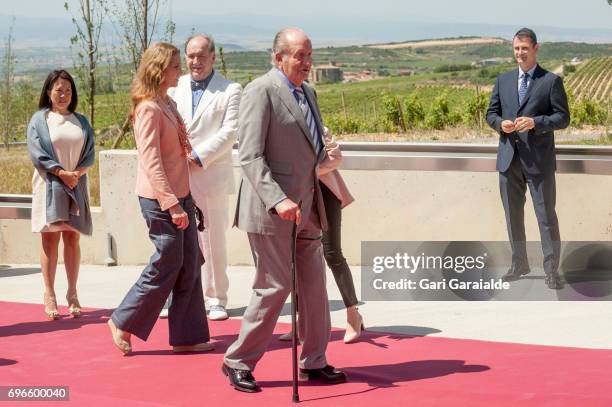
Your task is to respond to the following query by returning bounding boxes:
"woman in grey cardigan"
[27,70,95,320]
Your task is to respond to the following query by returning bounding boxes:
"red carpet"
[1,301,611,406]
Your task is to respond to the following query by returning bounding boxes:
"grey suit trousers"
[499,151,561,274]
[224,209,330,371]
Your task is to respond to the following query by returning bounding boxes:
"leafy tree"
[110,0,174,147]
[111,0,169,72]
[219,46,228,77]
[12,82,37,139]
[65,0,107,127]
[1,18,15,150]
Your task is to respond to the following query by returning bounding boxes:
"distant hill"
[367,37,506,49]
[220,38,612,86]
[4,25,611,85]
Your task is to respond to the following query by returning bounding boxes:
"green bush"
[426,92,461,130]
[571,98,608,127]
[434,64,474,73]
[403,93,426,128]
[381,94,404,131]
[478,68,489,78]
[462,90,490,127]
[325,115,364,134]
[563,64,576,75]
[325,113,393,134]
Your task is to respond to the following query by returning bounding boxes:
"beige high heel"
[44,293,59,320]
[344,308,365,344]
[66,293,81,318]
[107,319,132,355]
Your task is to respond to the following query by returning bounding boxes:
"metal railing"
[2,141,27,147]
[3,142,612,220]
[0,194,32,220]
[337,142,612,175]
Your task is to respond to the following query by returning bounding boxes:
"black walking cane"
[290,201,301,403]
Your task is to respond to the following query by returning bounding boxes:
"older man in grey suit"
[222,28,347,393]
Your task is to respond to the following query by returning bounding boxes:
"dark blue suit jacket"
[486,64,570,176]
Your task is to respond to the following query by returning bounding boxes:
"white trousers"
[195,193,230,307]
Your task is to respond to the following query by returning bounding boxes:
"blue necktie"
[293,87,322,153]
[518,72,530,105]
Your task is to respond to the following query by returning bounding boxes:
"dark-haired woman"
[27,69,95,320]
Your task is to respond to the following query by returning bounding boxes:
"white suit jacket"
[168,71,242,195]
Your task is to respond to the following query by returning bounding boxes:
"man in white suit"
[168,34,242,320]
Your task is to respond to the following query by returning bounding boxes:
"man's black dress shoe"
[545,272,565,290]
[501,266,531,282]
[222,364,261,393]
[299,365,347,384]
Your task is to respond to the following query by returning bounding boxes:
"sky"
[4,0,612,30]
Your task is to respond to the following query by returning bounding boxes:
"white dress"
[31,111,85,233]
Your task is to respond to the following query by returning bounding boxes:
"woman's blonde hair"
[129,42,180,119]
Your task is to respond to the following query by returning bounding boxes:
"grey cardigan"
[26,109,95,235]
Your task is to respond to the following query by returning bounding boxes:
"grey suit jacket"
[234,69,328,235]
[486,64,570,176]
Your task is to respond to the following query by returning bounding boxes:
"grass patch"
[0,146,101,206]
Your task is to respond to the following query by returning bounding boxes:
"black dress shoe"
[545,272,565,290]
[299,365,347,384]
[221,364,261,393]
[501,266,531,282]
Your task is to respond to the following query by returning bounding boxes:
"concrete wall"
[2,149,612,265]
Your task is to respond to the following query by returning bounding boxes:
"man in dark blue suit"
[486,28,570,289]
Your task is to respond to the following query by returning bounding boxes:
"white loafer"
[208,305,229,321]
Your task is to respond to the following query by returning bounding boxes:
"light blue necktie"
[518,72,530,105]
[293,87,322,153]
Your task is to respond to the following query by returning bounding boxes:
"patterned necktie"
[518,72,530,105]
[293,87,322,153]
[191,80,206,91]
[191,80,206,116]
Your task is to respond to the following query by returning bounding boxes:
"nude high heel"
[44,293,59,320]
[344,307,365,344]
[66,293,81,318]
[107,319,132,355]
